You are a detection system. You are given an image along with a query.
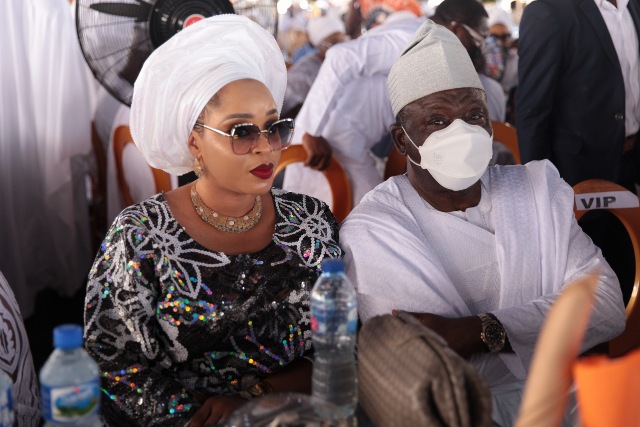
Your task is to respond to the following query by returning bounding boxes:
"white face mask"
[402,119,493,191]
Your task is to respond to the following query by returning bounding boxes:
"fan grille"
[77,0,278,106]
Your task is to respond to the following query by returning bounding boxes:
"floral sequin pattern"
[84,190,341,426]
[272,188,342,268]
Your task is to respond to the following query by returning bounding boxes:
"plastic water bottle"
[40,324,101,426]
[311,258,358,419]
[0,370,14,427]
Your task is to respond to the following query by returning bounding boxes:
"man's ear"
[390,124,407,156]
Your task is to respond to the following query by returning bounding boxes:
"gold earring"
[193,158,204,177]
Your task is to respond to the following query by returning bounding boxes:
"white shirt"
[595,0,640,136]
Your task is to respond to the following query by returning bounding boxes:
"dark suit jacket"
[516,0,640,186]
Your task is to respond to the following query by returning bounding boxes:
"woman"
[84,15,341,427]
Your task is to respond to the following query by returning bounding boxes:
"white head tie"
[307,15,346,47]
[130,14,287,175]
[387,20,483,118]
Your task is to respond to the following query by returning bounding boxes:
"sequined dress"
[84,189,342,426]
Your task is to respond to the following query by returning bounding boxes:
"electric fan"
[76,0,279,106]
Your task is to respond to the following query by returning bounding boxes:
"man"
[483,7,518,96]
[431,0,505,122]
[282,14,346,119]
[516,0,640,300]
[282,0,425,208]
[517,0,640,189]
[341,21,625,426]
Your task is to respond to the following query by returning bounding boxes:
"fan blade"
[89,2,153,21]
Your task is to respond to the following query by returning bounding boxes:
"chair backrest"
[491,121,521,164]
[275,145,352,223]
[113,125,172,207]
[384,146,406,180]
[572,179,640,357]
[516,274,598,427]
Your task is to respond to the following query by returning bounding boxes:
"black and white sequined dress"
[84,189,342,426]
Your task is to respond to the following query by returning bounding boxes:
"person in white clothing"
[282,0,425,208]
[0,0,93,317]
[282,14,347,119]
[340,21,625,426]
[0,272,40,426]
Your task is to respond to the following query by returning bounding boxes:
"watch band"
[478,312,506,353]
[247,380,274,398]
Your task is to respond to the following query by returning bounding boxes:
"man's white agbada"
[130,14,287,175]
[387,20,484,117]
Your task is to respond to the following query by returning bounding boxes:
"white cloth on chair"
[0,0,93,316]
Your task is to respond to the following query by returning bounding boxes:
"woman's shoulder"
[272,188,330,212]
[112,193,172,230]
[271,188,339,227]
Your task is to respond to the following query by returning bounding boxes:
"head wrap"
[130,14,287,175]
[360,0,422,21]
[307,15,346,47]
[387,20,483,117]
[488,7,514,30]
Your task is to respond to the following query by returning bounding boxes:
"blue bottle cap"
[53,324,84,350]
[321,258,344,273]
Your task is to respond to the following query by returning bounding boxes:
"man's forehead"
[409,87,487,109]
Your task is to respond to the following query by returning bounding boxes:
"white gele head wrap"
[387,20,484,118]
[130,14,287,176]
[488,7,514,30]
[307,15,346,47]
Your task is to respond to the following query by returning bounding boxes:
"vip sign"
[575,191,640,211]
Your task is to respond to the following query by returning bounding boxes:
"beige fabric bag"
[358,313,492,427]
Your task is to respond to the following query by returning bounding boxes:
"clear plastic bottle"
[0,370,14,427]
[40,324,101,427]
[310,258,358,419]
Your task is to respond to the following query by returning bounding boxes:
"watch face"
[485,323,505,344]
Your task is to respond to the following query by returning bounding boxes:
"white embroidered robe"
[341,160,625,423]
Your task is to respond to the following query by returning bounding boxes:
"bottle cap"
[321,258,344,273]
[53,324,84,350]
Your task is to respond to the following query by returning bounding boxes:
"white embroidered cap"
[130,14,287,175]
[307,15,346,47]
[387,20,483,117]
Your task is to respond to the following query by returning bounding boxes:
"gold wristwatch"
[247,381,274,398]
[478,313,506,353]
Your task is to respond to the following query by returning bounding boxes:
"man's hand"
[393,310,484,359]
[188,395,246,427]
[302,133,333,171]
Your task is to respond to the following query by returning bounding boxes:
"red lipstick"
[250,163,274,179]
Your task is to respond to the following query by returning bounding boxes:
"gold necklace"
[190,184,262,233]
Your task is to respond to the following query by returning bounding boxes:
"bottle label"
[311,305,358,335]
[0,385,14,427]
[42,379,100,422]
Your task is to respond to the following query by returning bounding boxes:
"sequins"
[84,191,342,425]
[156,298,219,326]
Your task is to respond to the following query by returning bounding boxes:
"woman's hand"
[188,395,247,427]
[302,133,332,171]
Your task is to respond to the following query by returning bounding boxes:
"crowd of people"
[1,0,638,425]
